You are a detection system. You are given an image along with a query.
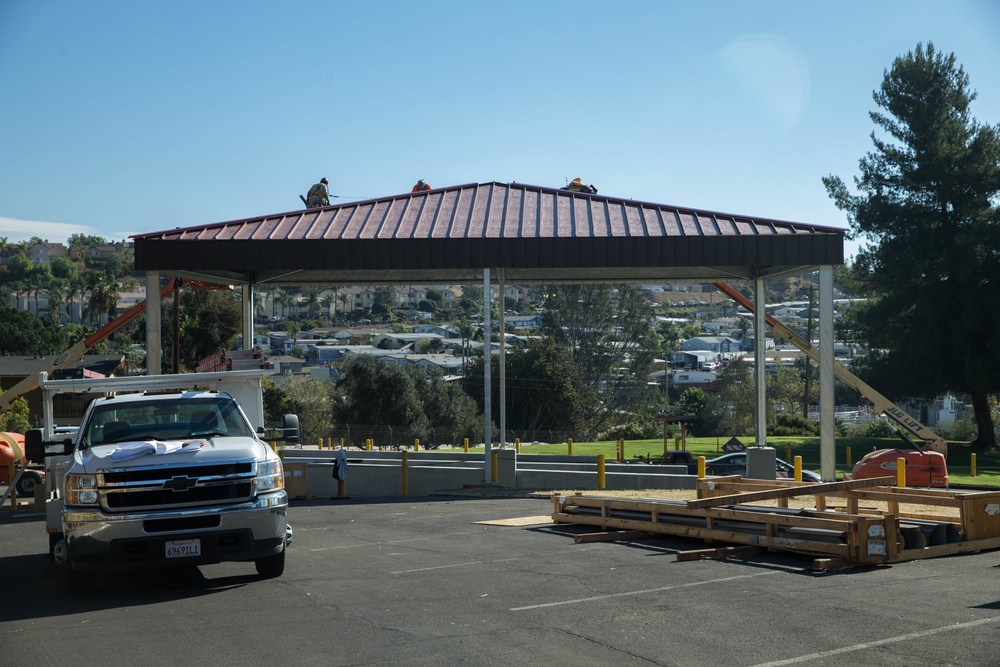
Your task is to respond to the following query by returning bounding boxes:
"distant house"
[27,241,67,266]
[371,333,443,350]
[669,370,719,391]
[415,324,460,339]
[681,336,741,353]
[504,315,543,329]
[670,350,721,370]
[271,355,305,375]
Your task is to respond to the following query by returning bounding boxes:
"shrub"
[769,413,819,436]
[854,419,896,438]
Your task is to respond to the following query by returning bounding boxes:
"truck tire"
[49,532,63,561]
[255,547,285,579]
[15,471,42,497]
[67,561,95,595]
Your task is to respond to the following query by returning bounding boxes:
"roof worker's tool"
[303,178,330,208]
[411,179,432,192]
[563,177,597,194]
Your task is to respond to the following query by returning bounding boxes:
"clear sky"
[2,1,998,262]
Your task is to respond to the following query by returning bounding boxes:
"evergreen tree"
[824,43,1000,452]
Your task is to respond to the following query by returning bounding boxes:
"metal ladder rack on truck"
[713,281,948,487]
[24,369,300,594]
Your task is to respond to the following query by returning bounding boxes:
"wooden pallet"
[551,476,1000,569]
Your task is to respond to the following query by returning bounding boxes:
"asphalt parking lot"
[2,495,999,667]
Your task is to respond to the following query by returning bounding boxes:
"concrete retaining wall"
[282,449,697,498]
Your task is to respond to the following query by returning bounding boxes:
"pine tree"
[824,43,1000,452]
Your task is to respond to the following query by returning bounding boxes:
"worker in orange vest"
[563,177,597,194]
[411,179,432,192]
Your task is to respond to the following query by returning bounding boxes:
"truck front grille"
[98,461,257,512]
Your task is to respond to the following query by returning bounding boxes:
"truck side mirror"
[24,429,45,464]
[281,414,299,444]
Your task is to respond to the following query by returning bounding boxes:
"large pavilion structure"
[133,181,845,479]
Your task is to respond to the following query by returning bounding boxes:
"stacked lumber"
[551,477,1000,569]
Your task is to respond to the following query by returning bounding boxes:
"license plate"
[165,539,201,558]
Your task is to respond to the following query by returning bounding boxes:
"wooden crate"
[552,477,1000,568]
[283,463,308,499]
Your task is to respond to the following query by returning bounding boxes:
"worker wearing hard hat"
[306,178,330,208]
[563,177,598,194]
[411,179,432,192]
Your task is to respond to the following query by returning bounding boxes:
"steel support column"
[145,270,161,375]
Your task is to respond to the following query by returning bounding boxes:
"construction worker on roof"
[411,179,432,192]
[563,177,598,194]
[306,178,330,208]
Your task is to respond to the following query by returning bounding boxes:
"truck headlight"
[65,474,99,506]
[256,458,284,493]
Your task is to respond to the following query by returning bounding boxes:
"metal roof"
[133,181,844,285]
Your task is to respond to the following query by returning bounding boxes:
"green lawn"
[471,435,1000,488]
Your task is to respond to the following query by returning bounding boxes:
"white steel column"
[145,271,161,375]
[754,276,767,447]
[242,283,254,350]
[498,268,506,450]
[482,269,492,482]
[819,266,836,481]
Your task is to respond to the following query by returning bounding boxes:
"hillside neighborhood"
[0,237,968,435]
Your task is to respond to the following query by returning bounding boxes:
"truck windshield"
[81,396,255,448]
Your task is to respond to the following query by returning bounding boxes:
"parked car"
[704,452,822,482]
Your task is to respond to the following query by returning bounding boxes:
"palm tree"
[322,292,336,320]
[303,287,320,319]
[457,319,476,375]
[338,291,352,319]
[278,291,296,319]
[45,285,66,326]
[84,271,119,326]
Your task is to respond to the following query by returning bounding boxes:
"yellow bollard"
[515,438,520,454]
[698,456,706,478]
[897,457,906,487]
[463,437,469,453]
[568,438,573,456]
[270,441,276,452]
[491,451,498,483]
[597,454,606,490]
[793,456,803,482]
[401,450,408,496]
[846,446,852,468]
[786,443,792,462]
[414,439,420,452]
[318,437,323,450]
[340,438,344,449]
[971,453,977,477]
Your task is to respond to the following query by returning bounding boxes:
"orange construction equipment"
[0,277,192,417]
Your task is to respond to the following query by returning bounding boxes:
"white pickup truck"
[25,370,298,594]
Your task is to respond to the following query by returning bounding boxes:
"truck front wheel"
[255,548,285,578]
[67,561,95,595]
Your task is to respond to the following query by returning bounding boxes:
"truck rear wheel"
[15,471,42,497]
[255,547,285,578]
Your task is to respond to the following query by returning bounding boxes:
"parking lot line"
[510,570,781,611]
[392,556,523,574]
[748,615,1000,667]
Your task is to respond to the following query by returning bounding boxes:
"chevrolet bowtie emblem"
[163,476,198,492]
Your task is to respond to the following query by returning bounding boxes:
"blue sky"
[2,1,998,262]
